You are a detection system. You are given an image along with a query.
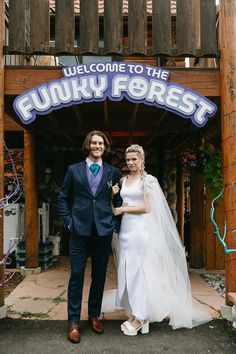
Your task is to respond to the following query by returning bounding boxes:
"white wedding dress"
[107,174,212,329]
[116,177,150,320]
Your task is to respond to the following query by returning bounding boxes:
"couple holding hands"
[58,130,211,344]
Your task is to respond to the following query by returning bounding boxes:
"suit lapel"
[95,162,111,197]
[76,161,93,196]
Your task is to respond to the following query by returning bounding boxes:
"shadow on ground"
[0,318,236,353]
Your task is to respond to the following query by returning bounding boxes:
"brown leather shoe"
[68,323,80,343]
[89,317,104,334]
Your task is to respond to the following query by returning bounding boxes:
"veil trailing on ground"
[108,174,212,329]
[142,174,212,328]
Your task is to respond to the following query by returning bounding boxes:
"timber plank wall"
[4,0,219,58]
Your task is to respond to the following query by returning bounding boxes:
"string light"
[0,141,23,209]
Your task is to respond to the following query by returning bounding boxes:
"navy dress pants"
[68,225,112,324]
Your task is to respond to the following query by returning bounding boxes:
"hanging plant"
[203,150,223,197]
[181,147,223,196]
[180,148,210,173]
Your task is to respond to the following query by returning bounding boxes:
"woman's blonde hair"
[125,144,147,177]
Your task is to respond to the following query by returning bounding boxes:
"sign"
[13,62,217,127]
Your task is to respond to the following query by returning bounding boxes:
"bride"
[111,144,212,336]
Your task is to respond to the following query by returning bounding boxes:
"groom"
[58,130,121,343]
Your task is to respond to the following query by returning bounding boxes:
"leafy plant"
[21,311,48,319]
[181,148,210,172]
[204,150,223,197]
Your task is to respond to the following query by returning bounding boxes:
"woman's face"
[126,152,143,173]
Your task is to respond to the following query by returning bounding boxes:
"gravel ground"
[200,273,225,298]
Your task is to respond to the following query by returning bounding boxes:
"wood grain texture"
[104,0,123,54]
[55,0,75,53]
[200,0,218,56]
[9,0,27,52]
[176,0,197,56]
[4,67,220,97]
[0,0,4,306]
[152,0,171,55]
[29,0,50,53]
[24,131,39,268]
[128,0,147,54]
[80,0,99,54]
[190,168,205,268]
[219,0,236,299]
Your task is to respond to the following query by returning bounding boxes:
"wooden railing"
[4,0,219,58]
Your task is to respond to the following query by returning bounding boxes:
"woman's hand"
[111,183,120,198]
[113,206,125,216]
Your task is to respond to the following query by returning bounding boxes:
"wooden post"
[176,164,185,242]
[24,130,39,268]
[205,189,225,270]
[190,168,205,268]
[0,0,5,308]
[219,0,236,303]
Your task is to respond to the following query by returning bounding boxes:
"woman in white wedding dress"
[112,144,212,336]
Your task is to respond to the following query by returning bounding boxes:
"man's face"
[88,134,106,161]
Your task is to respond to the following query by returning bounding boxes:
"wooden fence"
[4,0,219,57]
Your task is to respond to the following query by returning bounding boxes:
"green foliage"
[21,311,48,319]
[204,150,223,197]
[51,295,66,304]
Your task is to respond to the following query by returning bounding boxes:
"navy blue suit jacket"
[58,160,122,236]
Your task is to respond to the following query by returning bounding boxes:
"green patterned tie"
[90,163,100,176]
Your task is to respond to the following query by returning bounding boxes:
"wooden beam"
[176,164,185,242]
[148,111,167,145]
[105,131,149,137]
[24,130,39,268]
[73,106,83,127]
[0,0,4,307]
[4,113,24,131]
[129,104,140,144]
[130,104,140,127]
[104,100,109,128]
[63,131,75,145]
[166,120,189,147]
[219,0,236,303]
[205,189,225,270]
[190,168,205,268]
[4,68,220,97]
[38,130,54,145]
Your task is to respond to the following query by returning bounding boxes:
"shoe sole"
[91,328,104,334]
[68,337,80,343]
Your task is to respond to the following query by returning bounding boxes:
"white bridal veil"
[106,174,212,329]
[142,175,211,328]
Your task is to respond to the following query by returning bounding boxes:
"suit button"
[93,199,95,203]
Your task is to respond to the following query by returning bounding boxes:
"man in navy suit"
[58,130,121,343]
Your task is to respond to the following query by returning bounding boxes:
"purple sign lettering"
[13,62,217,127]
